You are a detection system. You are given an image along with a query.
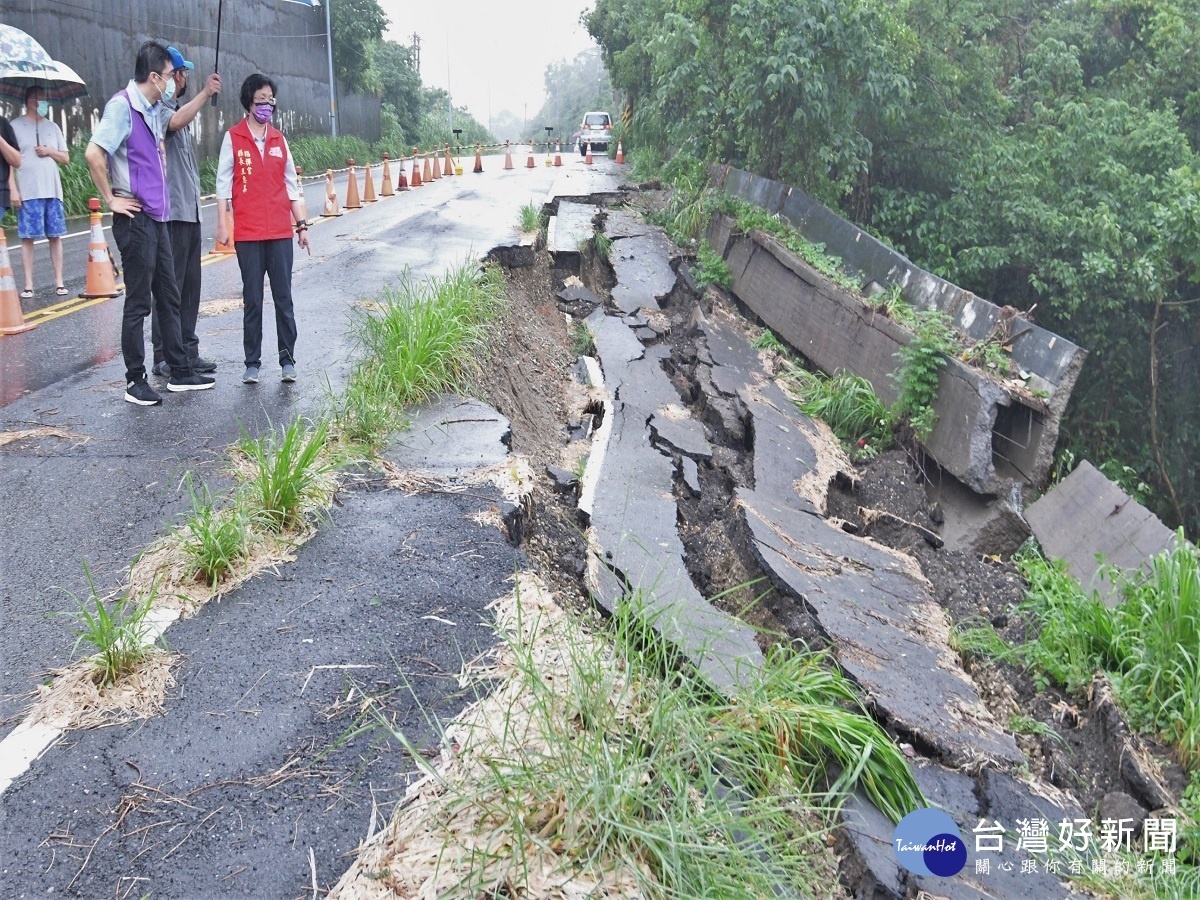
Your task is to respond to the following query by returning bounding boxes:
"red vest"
[228,118,292,241]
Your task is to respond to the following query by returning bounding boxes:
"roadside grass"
[693,239,732,290]
[518,201,544,234]
[781,367,894,455]
[571,320,595,357]
[67,565,156,688]
[958,537,1200,757]
[954,535,1200,874]
[234,417,335,532]
[346,263,506,423]
[334,575,922,898]
[592,230,613,260]
[178,474,253,587]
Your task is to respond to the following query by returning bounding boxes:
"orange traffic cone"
[504,140,514,170]
[323,169,342,215]
[422,153,432,184]
[554,139,563,167]
[380,153,395,196]
[396,155,409,191]
[473,142,483,173]
[363,161,378,202]
[526,139,536,169]
[411,149,423,187]
[79,199,122,301]
[444,144,455,176]
[0,233,36,335]
[214,202,236,253]
[344,159,362,209]
[585,142,594,165]
[615,139,625,164]
[432,151,442,180]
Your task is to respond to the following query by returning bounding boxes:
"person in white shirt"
[11,86,69,298]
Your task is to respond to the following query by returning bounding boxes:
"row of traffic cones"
[1,138,627,337]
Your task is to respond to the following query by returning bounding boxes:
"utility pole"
[411,33,421,73]
[324,0,337,137]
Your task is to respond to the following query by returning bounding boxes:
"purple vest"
[120,90,170,221]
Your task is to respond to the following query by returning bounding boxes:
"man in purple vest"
[85,41,216,406]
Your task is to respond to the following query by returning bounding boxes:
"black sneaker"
[124,380,162,406]
[151,360,171,377]
[192,356,218,373]
[167,373,216,392]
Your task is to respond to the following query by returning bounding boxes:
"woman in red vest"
[215,74,310,384]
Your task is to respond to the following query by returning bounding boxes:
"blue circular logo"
[893,809,966,877]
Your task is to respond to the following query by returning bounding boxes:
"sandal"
[19,289,33,299]
[55,285,69,296]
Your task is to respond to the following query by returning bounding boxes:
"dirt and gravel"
[473,187,1189,894]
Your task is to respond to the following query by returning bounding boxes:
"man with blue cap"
[85,41,217,405]
[149,46,221,377]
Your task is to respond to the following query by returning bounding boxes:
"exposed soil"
[474,253,593,615]
[829,448,1187,820]
[477,190,1186,898]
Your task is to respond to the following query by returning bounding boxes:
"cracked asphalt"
[0,155,625,896]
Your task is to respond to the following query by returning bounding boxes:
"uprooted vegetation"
[333,574,919,899]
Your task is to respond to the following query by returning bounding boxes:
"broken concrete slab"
[557,281,604,309]
[609,231,679,315]
[698,318,1022,768]
[604,209,653,239]
[1025,460,1178,605]
[384,395,511,475]
[681,457,701,495]
[716,224,1031,495]
[546,465,578,492]
[548,201,598,257]
[933,471,1031,558]
[584,311,763,693]
[839,762,1081,899]
[708,163,1086,410]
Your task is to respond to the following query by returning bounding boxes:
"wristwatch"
[295,219,309,232]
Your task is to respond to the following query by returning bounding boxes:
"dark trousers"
[151,220,202,364]
[112,213,193,382]
[236,238,297,368]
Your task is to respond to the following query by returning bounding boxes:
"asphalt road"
[0,155,626,896]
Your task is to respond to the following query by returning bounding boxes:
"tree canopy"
[588,0,1200,532]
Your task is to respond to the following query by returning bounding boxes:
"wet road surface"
[0,156,626,896]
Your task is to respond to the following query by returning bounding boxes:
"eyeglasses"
[253,97,277,107]
[155,68,176,83]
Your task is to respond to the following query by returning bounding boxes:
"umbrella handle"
[212,0,223,107]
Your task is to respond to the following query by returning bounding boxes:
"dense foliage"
[588,0,1200,531]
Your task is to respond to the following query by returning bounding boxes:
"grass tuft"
[347,262,506,420]
[782,367,894,453]
[67,564,155,687]
[518,201,544,234]
[235,417,333,531]
[178,475,251,587]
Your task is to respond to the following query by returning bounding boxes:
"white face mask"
[36,100,49,117]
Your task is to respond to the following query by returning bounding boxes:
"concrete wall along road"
[2,2,380,158]
[706,164,1087,496]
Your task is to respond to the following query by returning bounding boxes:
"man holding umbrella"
[85,40,215,405]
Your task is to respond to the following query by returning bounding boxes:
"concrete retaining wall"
[706,166,1088,494]
[3,3,381,157]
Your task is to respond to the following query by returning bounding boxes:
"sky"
[376,0,598,130]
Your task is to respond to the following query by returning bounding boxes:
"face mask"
[36,100,49,117]
[252,103,274,124]
[161,74,176,102]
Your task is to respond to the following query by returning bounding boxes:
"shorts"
[17,197,68,240]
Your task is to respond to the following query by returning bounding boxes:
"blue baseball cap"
[166,46,195,71]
